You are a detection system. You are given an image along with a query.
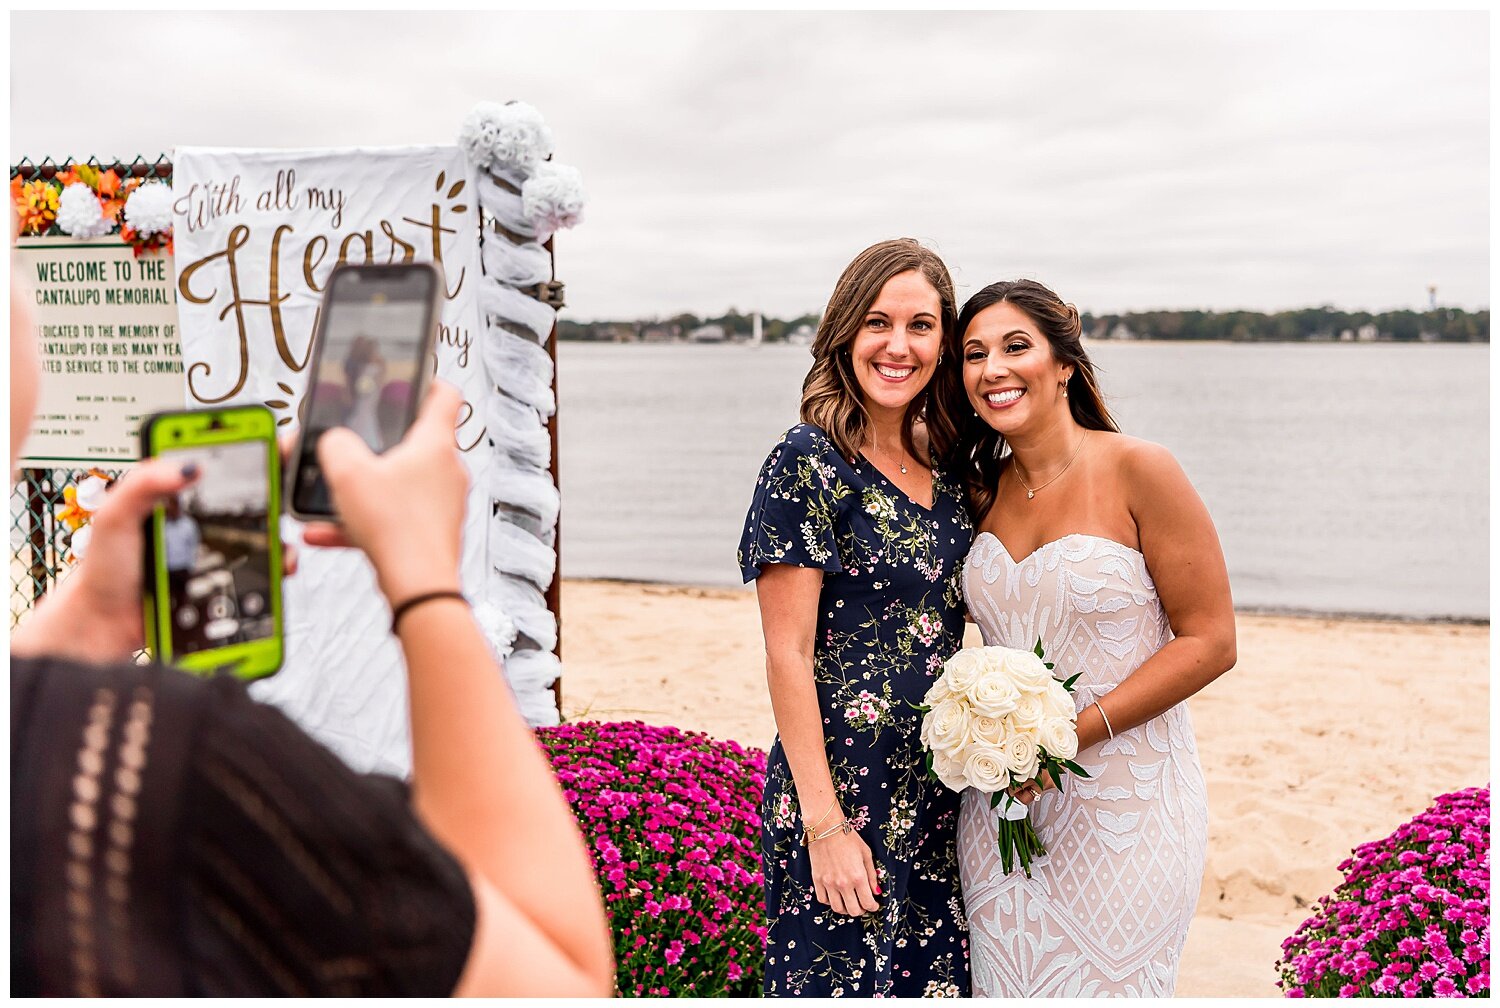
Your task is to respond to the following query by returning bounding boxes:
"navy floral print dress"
[738,423,973,998]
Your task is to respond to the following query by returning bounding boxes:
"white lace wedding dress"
[958,532,1208,997]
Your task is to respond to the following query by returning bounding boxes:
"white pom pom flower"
[123,181,174,236]
[472,599,519,659]
[458,100,555,174]
[68,523,93,560]
[74,475,110,512]
[55,183,111,239]
[521,162,585,241]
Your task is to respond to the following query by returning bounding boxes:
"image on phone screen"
[156,440,275,656]
[293,267,435,514]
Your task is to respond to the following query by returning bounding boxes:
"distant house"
[1109,322,1136,341]
[1357,324,1379,342]
[786,323,815,347]
[688,323,728,343]
[639,323,678,343]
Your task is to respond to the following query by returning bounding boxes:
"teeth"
[875,364,915,379]
[987,389,1024,404]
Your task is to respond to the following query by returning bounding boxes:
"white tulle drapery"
[461,100,585,727]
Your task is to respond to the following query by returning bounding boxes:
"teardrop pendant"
[900,465,908,474]
[1027,490,1035,499]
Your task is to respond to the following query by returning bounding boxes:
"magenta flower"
[536,721,767,996]
[1276,787,1490,999]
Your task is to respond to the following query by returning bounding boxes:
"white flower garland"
[458,100,555,174]
[55,183,111,239]
[521,162,585,243]
[123,181,174,236]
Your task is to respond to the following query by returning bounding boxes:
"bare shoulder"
[1088,431,1177,477]
[1089,433,1195,522]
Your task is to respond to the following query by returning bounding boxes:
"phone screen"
[155,439,276,656]
[292,264,439,515]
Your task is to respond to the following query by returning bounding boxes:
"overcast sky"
[10,11,1489,321]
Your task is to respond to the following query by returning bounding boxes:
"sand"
[557,579,1490,998]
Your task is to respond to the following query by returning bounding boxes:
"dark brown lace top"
[11,655,475,996]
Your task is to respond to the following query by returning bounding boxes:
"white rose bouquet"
[917,641,1089,877]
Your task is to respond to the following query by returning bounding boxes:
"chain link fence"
[9,468,123,627]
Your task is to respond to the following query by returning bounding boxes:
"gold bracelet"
[805,797,839,832]
[803,820,853,845]
[1094,700,1115,741]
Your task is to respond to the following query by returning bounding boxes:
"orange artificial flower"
[54,486,87,532]
[13,178,59,236]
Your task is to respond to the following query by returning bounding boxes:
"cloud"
[11,11,1488,318]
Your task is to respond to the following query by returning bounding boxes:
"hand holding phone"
[302,382,469,605]
[288,262,444,521]
[9,459,201,665]
[141,405,284,679]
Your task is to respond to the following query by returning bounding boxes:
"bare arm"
[1070,441,1237,752]
[308,384,613,997]
[756,563,880,917]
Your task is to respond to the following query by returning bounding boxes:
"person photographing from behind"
[10,278,614,996]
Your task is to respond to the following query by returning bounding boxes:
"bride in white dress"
[941,280,1237,997]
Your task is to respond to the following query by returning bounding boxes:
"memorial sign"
[16,238,182,466]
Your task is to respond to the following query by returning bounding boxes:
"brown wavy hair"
[800,239,960,464]
[939,279,1120,520]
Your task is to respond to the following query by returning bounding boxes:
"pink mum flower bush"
[536,721,769,996]
[1276,786,1490,998]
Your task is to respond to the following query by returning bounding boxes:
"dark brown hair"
[800,239,960,463]
[941,279,1120,520]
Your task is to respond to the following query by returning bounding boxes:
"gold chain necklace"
[1013,430,1088,500]
[868,437,914,476]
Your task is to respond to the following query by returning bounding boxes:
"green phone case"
[141,405,284,680]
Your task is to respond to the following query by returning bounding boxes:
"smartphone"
[141,405,284,680]
[287,261,444,520]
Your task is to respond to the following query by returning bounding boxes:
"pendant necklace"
[1014,430,1088,500]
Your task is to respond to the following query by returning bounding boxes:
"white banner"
[172,146,489,775]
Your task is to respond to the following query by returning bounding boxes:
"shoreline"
[558,576,1490,627]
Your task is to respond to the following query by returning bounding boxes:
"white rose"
[74,475,110,512]
[1040,680,1077,719]
[1010,693,1046,732]
[969,667,1021,719]
[1037,716,1079,761]
[922,676,956,709]
[932,751,969,794]
[1002,733,1040,782]
[941,648,987,694]
[963,747,1011,793]
[920,698,971,760]
[1003,648,1053,693]
[969,714,1006,746]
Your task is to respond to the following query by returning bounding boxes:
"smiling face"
[962,300,1074,436]
[849,270,943,421]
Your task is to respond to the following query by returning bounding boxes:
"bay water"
[556,341,1488,621]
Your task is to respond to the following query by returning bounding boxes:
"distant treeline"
[1080,307,1488,343]
[559,306,1488,343]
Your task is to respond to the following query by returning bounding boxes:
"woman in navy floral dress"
[738,239,973,997]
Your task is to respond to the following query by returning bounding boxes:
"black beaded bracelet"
[390,590,468,634]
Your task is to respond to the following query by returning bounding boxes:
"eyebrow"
[964,329,1031,346]
[865,310,938,319]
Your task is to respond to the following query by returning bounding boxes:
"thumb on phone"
[407,381,464,446]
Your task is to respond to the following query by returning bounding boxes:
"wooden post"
[24,469,50,608]
[544,237,563,719]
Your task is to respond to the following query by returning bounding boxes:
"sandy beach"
[558,579,1490,998]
